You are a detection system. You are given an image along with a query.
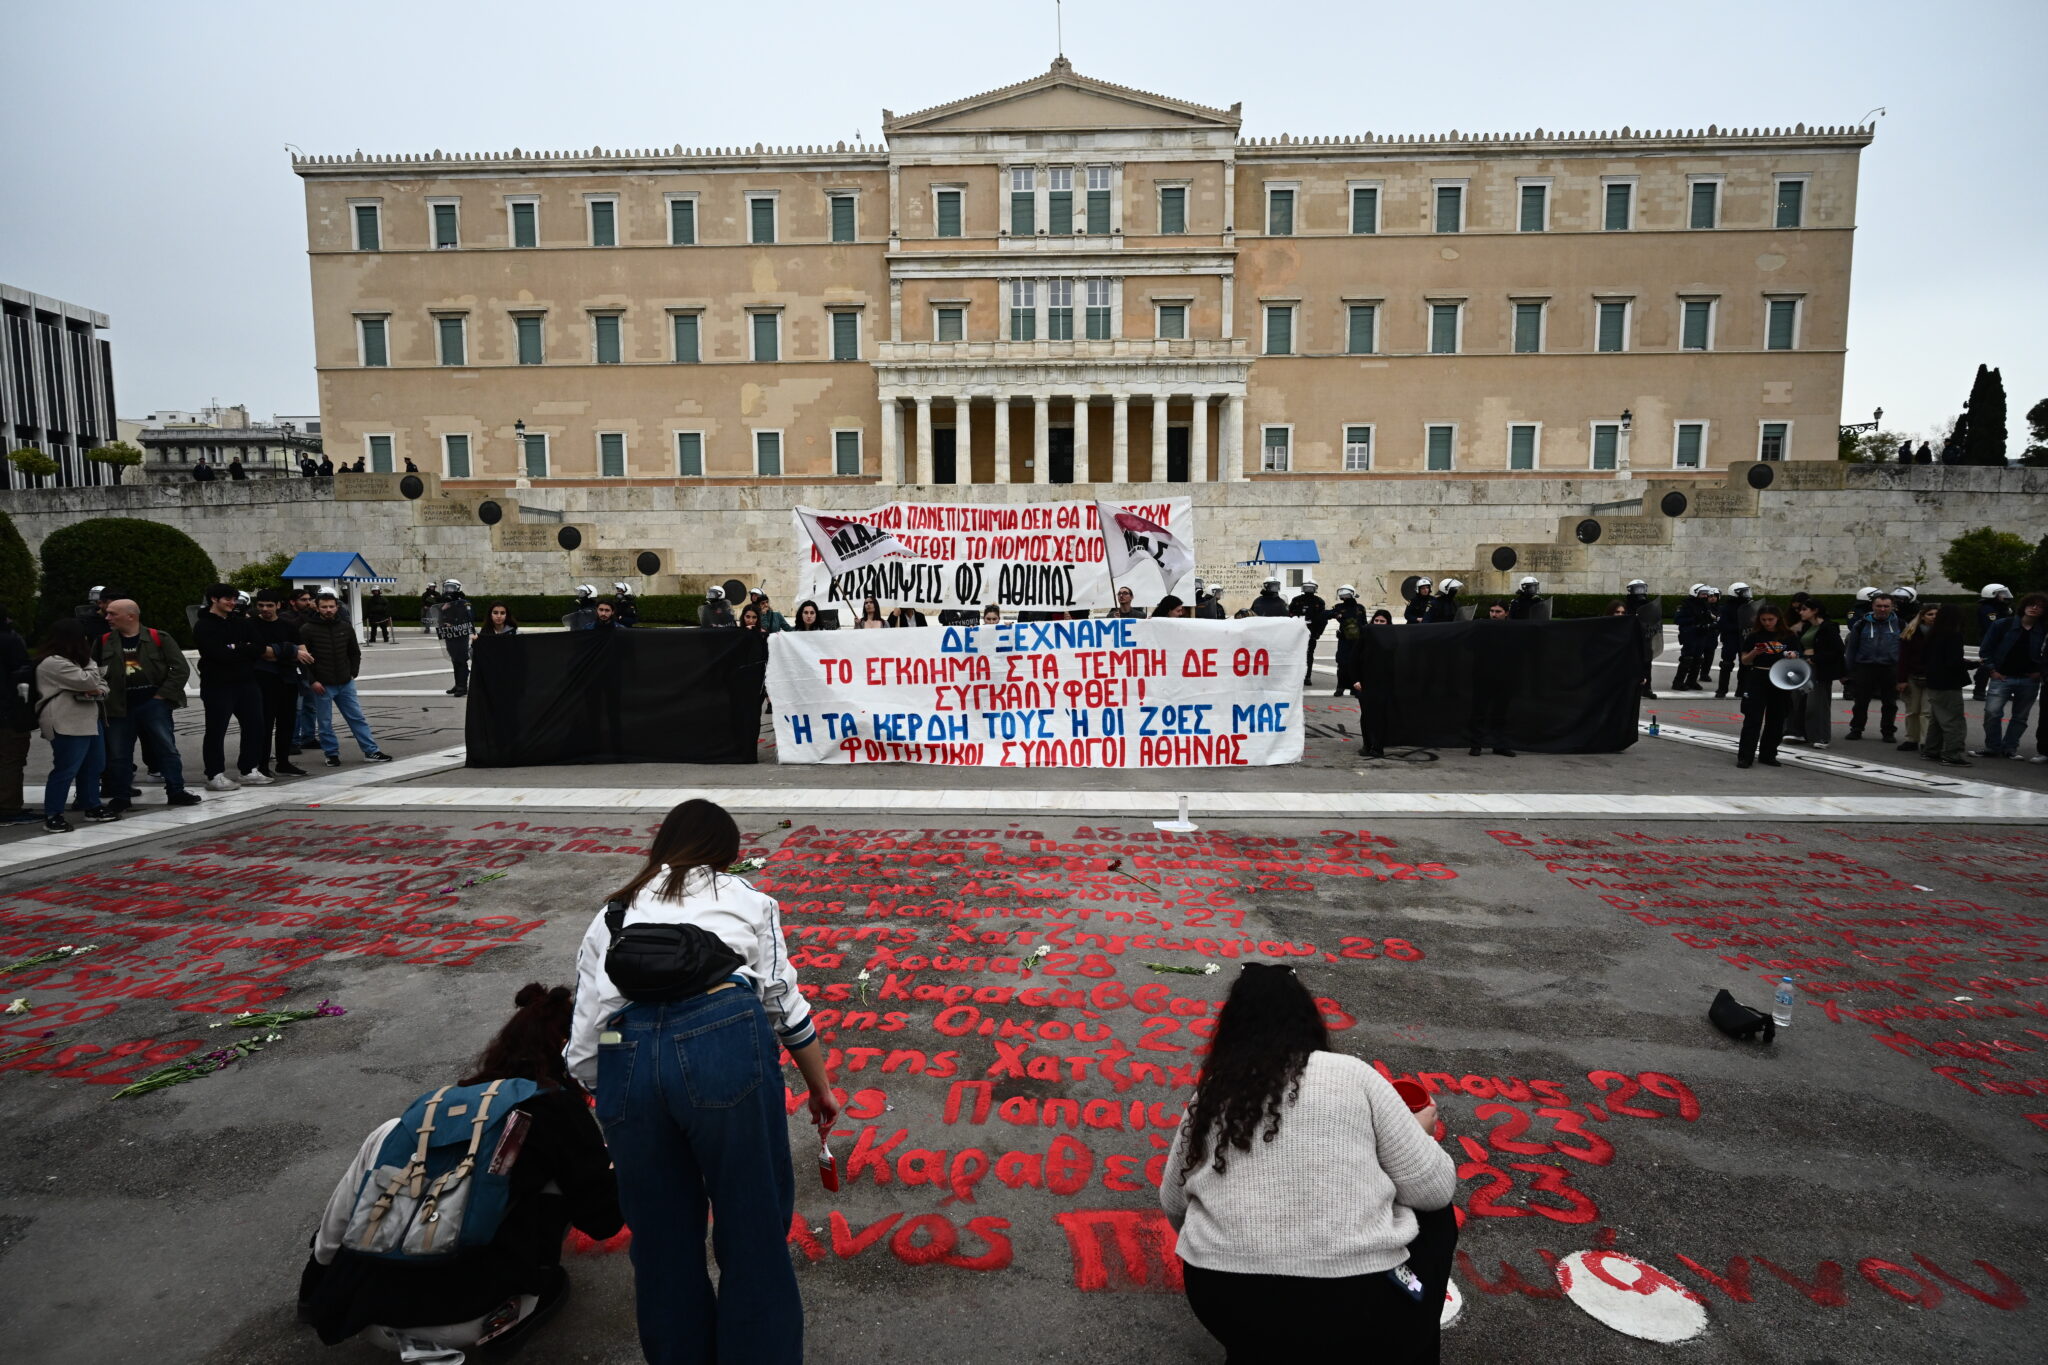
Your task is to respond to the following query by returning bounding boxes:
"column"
[913,395,932,486]
[1111,394,1131,484]
[1151,395,1168,481]
[1033,394,1051,485]
[956,396,974,483]
[879,397,899,485]
[994,395,1012,484]
[1223,392,1246,481]
[1190,395,1208,482]
[1073,396,1091,484]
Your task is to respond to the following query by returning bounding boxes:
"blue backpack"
[340,1079,541,1259]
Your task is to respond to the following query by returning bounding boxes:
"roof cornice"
[292,142,888,177]
[883,58,1240,134]
[1234,123,1876,159]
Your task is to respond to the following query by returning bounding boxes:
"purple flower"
[316,1000,347,1018]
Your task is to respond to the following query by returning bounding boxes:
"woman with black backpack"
[567,798,839,1365]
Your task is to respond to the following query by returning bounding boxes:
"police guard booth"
[282,551,399,641]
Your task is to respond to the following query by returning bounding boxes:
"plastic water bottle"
[1772,976,1796,1027]
[1647,713,1660,736]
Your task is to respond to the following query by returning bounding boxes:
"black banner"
[465,629,766,767]
[1357,617,1642,754]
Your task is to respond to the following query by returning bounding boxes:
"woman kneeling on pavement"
[1161,964,1459,1363]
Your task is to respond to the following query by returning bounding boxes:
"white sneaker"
[2033,755,2048,764]
[1810,742,1829,750]
[239,770,275,786]
[205,774,239,792]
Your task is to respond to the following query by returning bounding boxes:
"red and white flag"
[795,507,910,576]
[1096,502,1194,589]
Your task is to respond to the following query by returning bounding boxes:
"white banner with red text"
[766,616,1304,768]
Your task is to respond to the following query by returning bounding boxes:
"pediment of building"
[884,59,1240,135]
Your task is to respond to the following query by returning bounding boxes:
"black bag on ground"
[1708,988,1776,1043]
[601,900,742,1003]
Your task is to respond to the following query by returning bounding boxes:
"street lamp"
[1619,409,1633,432]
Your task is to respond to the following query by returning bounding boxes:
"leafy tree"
[2022,398,2048,468]
[1962,365,2009,466]
[1939,527,2033,593]
[2028,534,2048,592]
[1842,429,1912,463]
[0,508,35,628]
[7,447,59,484]
[37,517,216,645]
[86,441,145,485]
[226,550,295,594]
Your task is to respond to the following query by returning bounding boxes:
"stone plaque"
[1684,487,1761,518]
[333,473,435,501]
[490,522,560,553]
[1726,460,1845,492]
[1478,544,1583,576]
[575,548,652,577]
[1559,516,1670,546]
[413,497,487,527]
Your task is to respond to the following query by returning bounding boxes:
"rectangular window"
[599,432,626,477]
[831,311,860,361]
[1084,279,1112,340]
[1156,304,1186,339]
[1591,423,1621,470]
[1434,184,1463,233]
[353,203,381,251]
[669,197,696,245]
[1681,300,1713,351]
[672,313,700,363]
[1766,298,1799,350]
[1086,166,1111,234]
[594,314,622,364]
[1009,279,1036,340]
[1346,305,1376,355]
[1689,181,1719,230]
[1508,423,1538,470]
[1759,422,1789,460]
[1047,167,1075,235]
[1674,422,1705,469]
[830,194,856,243]
[1261,427,1291,473]
[1264,305,1294,356]
[834,430,861,476]
[1426,425,1455,471]
[675,431,704,477]
[1267,188,1294,236]
[1519,183,1547,232]
[510,200,538,248]
[515,315,543,365]
[1159,185,1186,234]
[755,430,782,477]
[750,312,779,362]
[366,434,393,474]
[936,189,962,238]
[1343,425,1372,471]
[749,196,776,244]
[1351,185,1379,234]
[443,433,471,479]
[935,306,965,343]
[1011,167,1035,236]
[437,316,466,366]
[589,199,617,247]
[1428,302,1459,355]
[1513,302,1544,354]
[522,433,548,478]
[1775,179,1805,228]
[1603,181,1634,231]
[1597,300,1629,353]
[358,317,388,368]
[1047,278,1074,340]
[432,202,459,248]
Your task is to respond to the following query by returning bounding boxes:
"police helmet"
[1891,585,1917,605]
[613,581,635,597]
[1262,576,1281,589]
[1301,579,1318,591]
[1690,583,1711,597]
[1626,579,1648,593]
[1414,576,1433,589]
[1207,585,1223,597]
[1856,586,1879,602]
[706,586,725,601]
[1982,583,2011,600]
[1337,585,1357,599]
[575,584,597,600]
[1728,582,1751,598]
[1518,576,1540,592]
[1440,578,1464,593]
[442,578,462,593]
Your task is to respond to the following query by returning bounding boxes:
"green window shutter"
[676,431,703,476]
[599,433,625,477]
[673,313,700,363]
[516,316,543,365]
[1682,301,1711,350]
[670,199,696,245]
[1011,304,1035,341]
[368,435,393,473]
[750,198,775,244]
[832,312,859,361]
[594,315,621,364]
[444,434,471,478]
[936,191,962,238]
[523,434,547,477]
[361,319,388,367]
[1048,190,1073,235]
[1519,184,1546,232]
[1434,186,1461,233]
[438,317,465,366]
[1160,186,1186,234]
[511,201,537,248]
[354,204,380,251]
[936,308,964,342]
[831,196,856,243]
[1429,304,1458,354]
[1760,423,1788,460]
[590,200,616,247]
[1767,300,1797,350]
[1604,183,1632,230]
[756,432,782,476]
[1593,425,1619,470]
[1011,192,1034,236]
[834,430,860,475]
[1513,303,1542,354]
[1426,426,1453,471]
[1267,190,1293,236]
[1048,305,1073,341]
[1085,306,1110,341]
[1157,305,1185,340]
[1085,189,1110,234]
[433,203,458,247]
[1351,186,1378,234]
[1776,180,1804,228]
[752,313,778,362]
[1346,305,1375,355]
[1690,182,1718,229]
[1676,424,1703,468]
[1265,307,1292,356]
[1597,302,1627,353]
[1509,425,1536,470]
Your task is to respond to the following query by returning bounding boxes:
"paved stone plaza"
[1,635,2043,1364]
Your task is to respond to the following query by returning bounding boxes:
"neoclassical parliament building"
[296,60,1871,487]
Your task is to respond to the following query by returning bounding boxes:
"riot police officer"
[1506,575,1546,621]
[1290,578,1327,683]
[437,579,474,697]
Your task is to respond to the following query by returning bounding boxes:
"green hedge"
[37,517,217,647]
[378,593,707,626]
[0,508,35,630]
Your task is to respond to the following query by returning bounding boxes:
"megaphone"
[1768,657,1813,691]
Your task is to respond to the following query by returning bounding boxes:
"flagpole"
[1097,500,1125,616]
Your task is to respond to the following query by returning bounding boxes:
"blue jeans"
[313,680,382,759]
[597,988,801,1365]
[295,679,317,745]
[44,725,105,818]
[1983,676,2040,755]
[108,695,188,797]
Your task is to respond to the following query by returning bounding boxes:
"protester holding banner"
[855,597,886,629]
[885,605,928,628]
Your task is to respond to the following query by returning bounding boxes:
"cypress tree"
[1964,364,2009,465]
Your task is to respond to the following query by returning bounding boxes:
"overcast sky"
[5,0,2041,447]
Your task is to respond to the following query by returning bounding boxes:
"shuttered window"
[437,316,466,366]
[515,316,543,365]
[1343,426,1372,471]
[443,434,471,478]
[1086,167,1112,233]
[1346,305,1376,355]
[669,199,696,245]
[1597,301,1629,353]
[749,197,776,244]
[1160,185,1186,234]
[1775,180,1805,228]
[1690,182,1719,229]
[755,431,782,477]
[1592,424,1620,470]
[1434,185,1462,233]
[1011,166,1036,236]
[1351,186,1378,234]
[594,314,622,364]
[367,435,393,473]
[834,430,861,476]
[359,317,388,367]
[1519,184,1547,232]
[510,201,537,248]
[432,203,459,248]
[1508,424,1538,470]
[1675,423,1704,468]
[1604,182,1633,230]
[1261,427,1290,472]
[936,190,962,238]
[1048,168,1074,235]
[672,313,700,363]
[1759,422,1788,460]
[589,200,617,247]
[1429,303,1459,355]
[1513,303,1543,354]
[522,434,548,477]
[1682,300,1713,351]
[830,195,856,243]
[675,431,704,477]
[1157,304,1186,340]
[599,432,626,477]
[1264,306,1293,356]
[936,307,964,343]
[831,311,859,361]
[1267,188,1294,236]
[1084,280,1112,340]
[1426,425,1454,471]
[353,204,380,251]
[1046,278,1074,340]
[1766,299,1798,350]
[751,313,779,361]
[1010,280,1036,340]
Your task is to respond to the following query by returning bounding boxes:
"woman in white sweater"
[1160,964,1459,1363]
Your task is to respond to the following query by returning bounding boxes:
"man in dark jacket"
[194,584,269,790]
[436,579,474,697]
[0,608,33,821]
[1328,586,1365,698]
[1843,593,1902,742]
[1289,579,1326,684]
[1107,586,1145,620]
[1973,585,2014,700]
[697,587,734,628]
[1672,585,1719,691]
[301,592,393,767]
[250,591,313,777]
[1248,577,1290,618]
[1424,578,1463,624]
[1404,578,1434,624]
[1976,593,2045,758]
[1195,585,1227,619]
[97,599,204,811]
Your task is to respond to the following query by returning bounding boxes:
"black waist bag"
[1708,988,1776,1044]
[602,901,744,1003]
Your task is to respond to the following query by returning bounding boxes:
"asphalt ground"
[1,803,2043,1365]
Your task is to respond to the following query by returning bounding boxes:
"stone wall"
[1,467,2040,609]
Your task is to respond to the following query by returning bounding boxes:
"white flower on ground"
[4,999,28,1015]
[856,968,871,982]
[1202,963,1220,975]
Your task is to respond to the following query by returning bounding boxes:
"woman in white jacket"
[567,798,838,1365]
[35,618,119,834]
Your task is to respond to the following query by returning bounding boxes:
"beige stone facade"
[296,60,1870,488]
